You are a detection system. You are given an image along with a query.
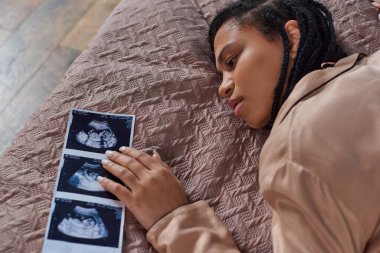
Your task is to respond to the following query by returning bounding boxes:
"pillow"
[317,0,380,55]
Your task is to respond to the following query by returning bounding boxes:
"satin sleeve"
[261,161,366,253]
[146,201,240,253]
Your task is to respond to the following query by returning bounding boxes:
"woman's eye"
[226,57,236,68]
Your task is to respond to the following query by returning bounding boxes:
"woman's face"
[214,20,296,129]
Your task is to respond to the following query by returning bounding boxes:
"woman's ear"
[284,20,300,60]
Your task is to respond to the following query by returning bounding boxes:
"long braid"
[209,0,346,130]
[264,13,291,129]
[282,1,344,102]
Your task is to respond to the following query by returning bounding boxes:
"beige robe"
[146,50,380,252]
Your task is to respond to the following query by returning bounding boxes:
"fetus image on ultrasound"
[76,120,117,149]
[58,155,123,200]
[58,206,108,239]
[66,110,134,154]
[68,162,105,192]
[48,198,122,248]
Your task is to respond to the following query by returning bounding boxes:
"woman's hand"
[97,147,189,230]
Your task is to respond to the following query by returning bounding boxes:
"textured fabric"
[260,51,380,252]
[316,0,380,55]
[0,0,379,253]
[0,0,271,253]
[147,201,240,253]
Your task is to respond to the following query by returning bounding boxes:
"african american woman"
[97,0,380,252]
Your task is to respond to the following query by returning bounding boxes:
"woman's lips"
[228,97,244,116]
[234,101,243,116]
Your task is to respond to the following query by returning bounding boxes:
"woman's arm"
[261,161,365,253]
[146,201,240,253]
[98,147,240,253]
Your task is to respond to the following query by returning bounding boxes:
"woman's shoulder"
[284,50,380,131]
[287,52,380,143]
[262,50,380,165]
[260,52,380,220]
[262,50,380,177]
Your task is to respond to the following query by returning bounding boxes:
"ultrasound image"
[66,110,134,154]
[48,198,122,248]
[58,206,108,239]
[58,155,123,200]
[68,162,105,192]
[76,120,117,149]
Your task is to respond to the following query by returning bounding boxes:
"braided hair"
[209,0,345,129]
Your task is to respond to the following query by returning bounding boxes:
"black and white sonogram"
[66,110,134,153]
[57,155,124,200]
[48,198,122,248]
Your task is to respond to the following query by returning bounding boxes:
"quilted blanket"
[0,0,379,252]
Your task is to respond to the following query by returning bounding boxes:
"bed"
[0,0,379,252]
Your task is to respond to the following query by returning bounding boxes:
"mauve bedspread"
[0,0,379,252]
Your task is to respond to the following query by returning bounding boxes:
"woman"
[97,0,380,252]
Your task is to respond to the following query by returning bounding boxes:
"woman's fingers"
[101,158,139,188]
[105,150,150,179]
[152,150,161,160]
[97,176,132,203]
[119,147,163,170]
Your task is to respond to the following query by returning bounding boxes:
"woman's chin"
[244,116,270,130]
[246,122,262,129]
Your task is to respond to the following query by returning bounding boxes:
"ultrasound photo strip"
[42,109,135,253]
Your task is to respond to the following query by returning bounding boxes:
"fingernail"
[378,13,380,21]
[105,150,114,157]
[101,159,110,165]
[119,146,127,152]
[97,176,104,183]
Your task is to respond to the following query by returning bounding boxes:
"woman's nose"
[218,77,234,98]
